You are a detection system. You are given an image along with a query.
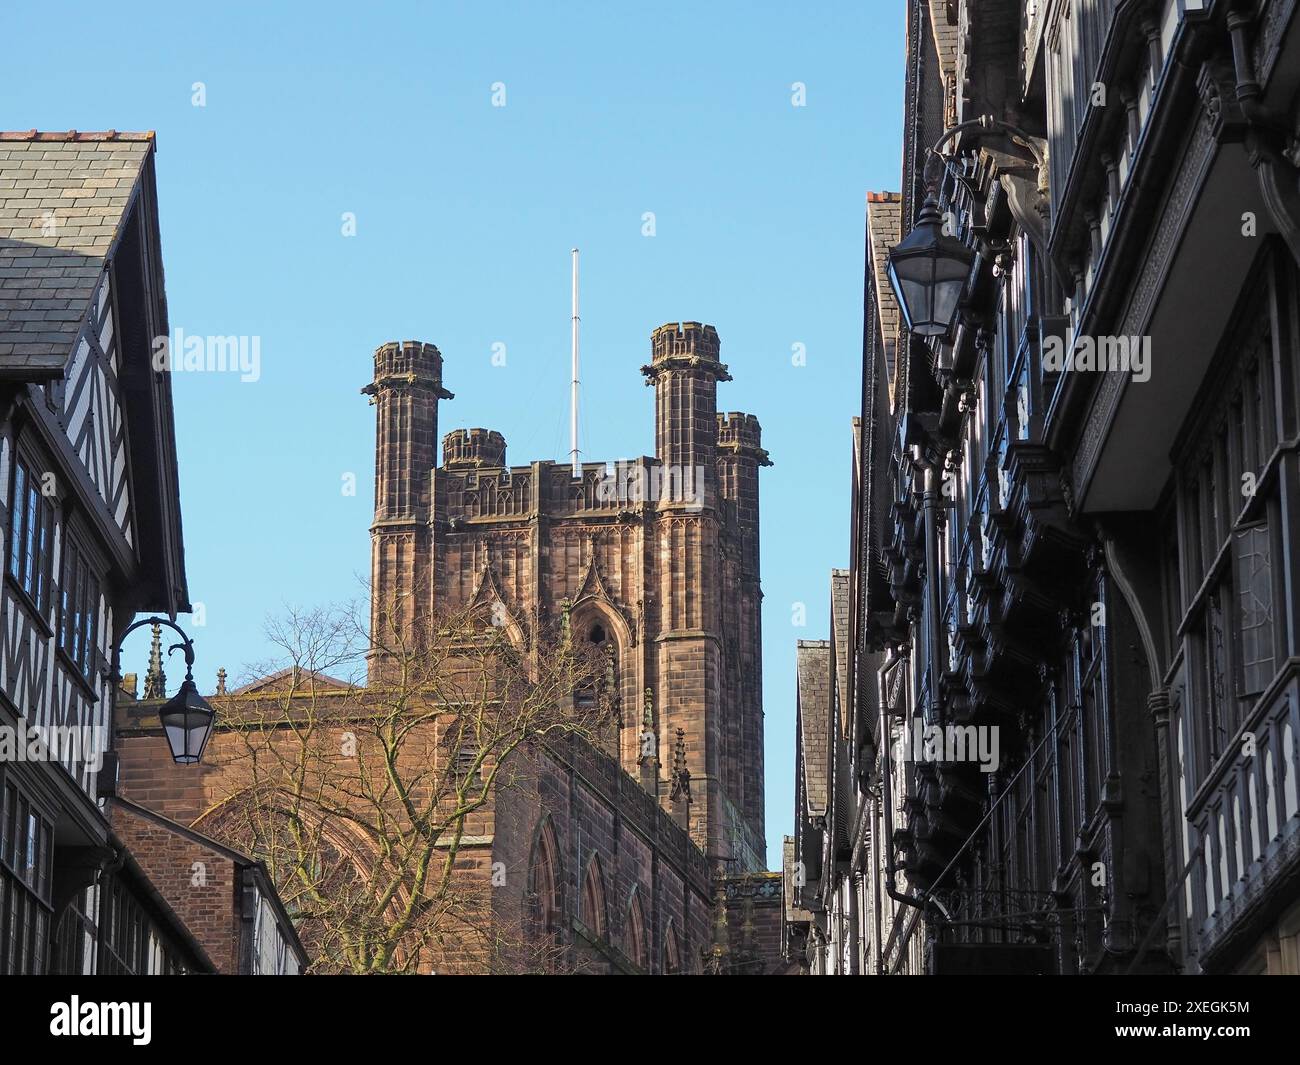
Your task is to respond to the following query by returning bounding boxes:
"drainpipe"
[880,644,958,971]
[921,461,945,728]
[875,434,947,971]
[1227,9,1264,122]
[848,873,860,974]
[872,807,885,974]
[1227,8,1300,267]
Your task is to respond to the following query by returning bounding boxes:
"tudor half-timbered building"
[790,0,1300,976]
[0,130,300,975]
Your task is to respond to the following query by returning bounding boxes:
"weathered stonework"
[115,322,778,974]
[380,322,770,870]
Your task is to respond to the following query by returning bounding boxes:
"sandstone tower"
[364,322,770,870]
[360,340,452,655]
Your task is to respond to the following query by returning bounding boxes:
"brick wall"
[109,801,241,973]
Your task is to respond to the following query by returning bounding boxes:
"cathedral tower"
[366,323,768,871]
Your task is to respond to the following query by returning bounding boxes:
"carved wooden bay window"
[52,885,99,975]
[98,875,186,975]
[1169,253,1292,789]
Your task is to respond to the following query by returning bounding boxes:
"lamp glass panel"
[163,721,189,761]
[930,279,963,333]
[899,275,933,330]
[185,710,211,761]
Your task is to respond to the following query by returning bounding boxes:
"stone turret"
[443,428,507,469]
[715,411,769,835]
[363,340,453,675]
[363,341,452,524]
[642,322,731,503]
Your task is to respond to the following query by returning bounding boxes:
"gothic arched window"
[580,854,607,940]
[663,919,682,975]
[528,818,561,936]
[572,617,618,713]
[624,890,648,970]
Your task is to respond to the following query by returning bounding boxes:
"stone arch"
[568,597,634,762]
[193,787,384,885]
[191,786,427,970]
[527,814,563,935]
[624,885,649,970]
[580,852,608,940]
[663,917,683,974]
[473,596,527,651]
[568,595,633,656]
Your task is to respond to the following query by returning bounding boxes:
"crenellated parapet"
[443,428,507,469]
[363,340,454,401]
[716,412,772,467]
[643,321,729,378]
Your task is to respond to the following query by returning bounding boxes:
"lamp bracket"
[113,615,198,682]
[929,115,1050,258]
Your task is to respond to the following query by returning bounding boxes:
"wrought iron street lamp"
[886,193,975,338]
[115,616,214,764]
[887,115,1045,339]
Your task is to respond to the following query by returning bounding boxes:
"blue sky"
[4,0,904,870]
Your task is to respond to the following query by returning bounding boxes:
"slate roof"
[866,192,902,398]
[796,640,831,817]
[830,568,852,742]
[0,131,153,377]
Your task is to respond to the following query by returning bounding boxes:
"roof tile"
[866,192,903,393]
[796,640,832,817]
[0,133,151,378]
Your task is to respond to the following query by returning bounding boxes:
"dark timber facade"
[0,131,299,975]
[788,0,1300,975]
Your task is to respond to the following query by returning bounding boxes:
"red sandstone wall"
[109,802,241,973]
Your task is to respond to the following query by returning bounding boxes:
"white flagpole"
[570,248,580,478]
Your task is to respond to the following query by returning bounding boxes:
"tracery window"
[573,620,617,711]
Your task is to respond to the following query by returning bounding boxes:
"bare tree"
[195,597,613,974]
